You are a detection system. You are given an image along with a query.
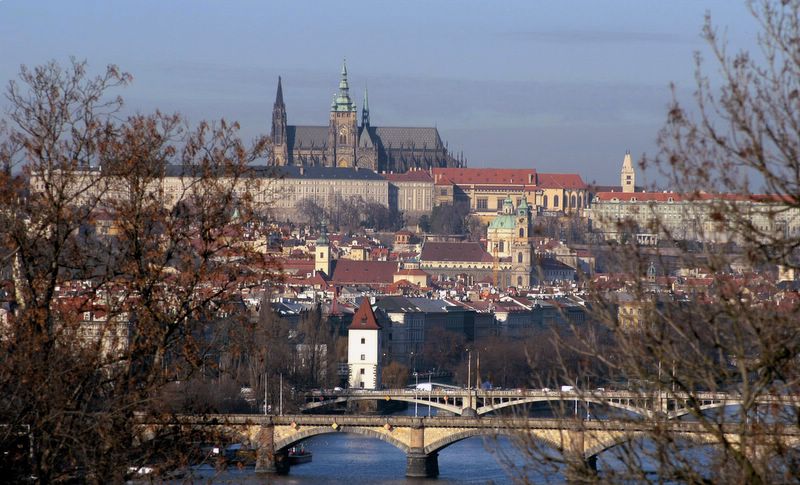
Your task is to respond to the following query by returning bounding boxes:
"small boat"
[288,444,313,465]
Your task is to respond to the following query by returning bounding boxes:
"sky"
[0,0,762,184]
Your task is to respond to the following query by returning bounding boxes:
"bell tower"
[621,150,635,193]
[327,60,358,167]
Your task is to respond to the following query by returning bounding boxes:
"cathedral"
[270,61,463,172]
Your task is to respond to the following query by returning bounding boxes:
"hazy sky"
[0,1,761,184]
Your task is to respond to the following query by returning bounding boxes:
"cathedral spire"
[275,76,284,108]
[332,58,356,112]
[362,85,370,127]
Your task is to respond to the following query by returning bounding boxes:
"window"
[360,382,365,388]
[497,198,504,209]
[440,188,448,196]
[319,251,324,258]
[360,338,365,344]
[578,196,583,207]
[519,228,524,238]
[571,195,577,208]
[360,354,365,360]
[542,195,548,208]
[339,134,346,144]
[554,195,559,207]
[360,368,365,375]
[498,241,504,252]
[476,198,488,210]
[626,175,632,180]
[518,252,523,263]
[517,276,523,286]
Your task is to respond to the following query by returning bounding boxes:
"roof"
[383,170,434,183]
[419,241,493,263]
[537,173,587,189]
[488,214,517,229]
[593,191,791,203]
[432,168,537,186]
[275,166,385,181]
[287,125,328,148]
[349,298,381,330]
[331,260,397,285]
[374,127,443,149]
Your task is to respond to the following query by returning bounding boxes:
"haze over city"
[0,0,760,184]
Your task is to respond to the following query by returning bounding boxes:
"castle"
[269,61,463,173]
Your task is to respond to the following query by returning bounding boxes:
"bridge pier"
[255,417,290,475]
[405,418,439,478]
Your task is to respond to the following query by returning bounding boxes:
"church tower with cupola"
[314,230,332,277]
[510,197,533,288]
[327,60,358,168]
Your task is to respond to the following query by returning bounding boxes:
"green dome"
[488,214,517,229]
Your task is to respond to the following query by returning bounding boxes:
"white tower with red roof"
[348,298,382,389]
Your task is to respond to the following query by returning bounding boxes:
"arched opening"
[339,134,347,144]
[578,195,583,207]
[517,252,523,263]
[542,195,548,208]
[277,431,410,481]
[519,228,524,238]
[570,195,576,208]
[553,195,559,207]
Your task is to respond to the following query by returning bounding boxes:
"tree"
[382,362,410,389]
[294,197,325,227]
[0,59,274,481]
[523,2,800,482]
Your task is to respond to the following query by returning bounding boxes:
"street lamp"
[414,371,419,417]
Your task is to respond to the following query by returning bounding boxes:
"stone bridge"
[140,414,800,478]
[303,389,800,419]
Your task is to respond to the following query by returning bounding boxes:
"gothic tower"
[621,150,635,193]
[271,76,289,166]
[357,86,378,170]
[327,60,358,167]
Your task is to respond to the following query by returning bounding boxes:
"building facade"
[430,168,588,221]
[270,61,463,173]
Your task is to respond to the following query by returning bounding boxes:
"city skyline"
[0,1,759,184]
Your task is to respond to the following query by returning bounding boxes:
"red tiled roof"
[594,191,792,203]
[419,241,494,263]
[432,168,537,186]
[394,268,429,276]
[537,173,587,189]
[349,298,381,330]
[331,260,397,285]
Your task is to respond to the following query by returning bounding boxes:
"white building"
[347,298,382,389]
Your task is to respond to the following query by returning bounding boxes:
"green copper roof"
[488,214,517,229]
[332,59,356,112]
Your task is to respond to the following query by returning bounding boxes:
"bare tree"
[516,2,800,483]
[0,59,275,482]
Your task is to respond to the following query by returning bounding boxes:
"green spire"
[332,58,356,112]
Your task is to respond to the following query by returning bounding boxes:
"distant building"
[270,61,462,172]
[590,191,800,244]
[383,169,435,219]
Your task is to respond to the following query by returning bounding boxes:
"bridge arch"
[303,395,462,415]
[274,426,411,454]
[477,396,653,419]
[424,428,560,455]
[669,402,745,420]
